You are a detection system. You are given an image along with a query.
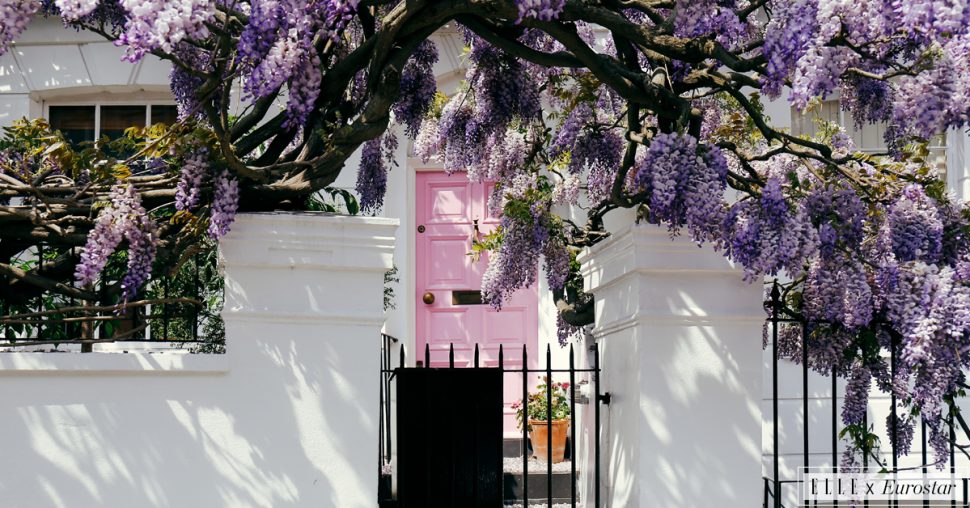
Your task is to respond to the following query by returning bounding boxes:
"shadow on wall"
[0,331,376,508]
[600,280,763,507]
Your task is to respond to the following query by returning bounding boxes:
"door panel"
[416,171,539,434]
[427,181,473,223]
[425,236,473,288]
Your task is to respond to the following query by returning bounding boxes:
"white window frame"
[791,99,948,178]
[43,98,178,138]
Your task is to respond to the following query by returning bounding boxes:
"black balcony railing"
[0,244,224,351]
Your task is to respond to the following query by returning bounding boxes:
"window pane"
[790,100,840,139]
[101,105,147,141]
[849,121,888,153]
[150,105,179,126]
[48,106,96,146]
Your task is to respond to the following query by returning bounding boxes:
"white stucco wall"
[580,220,764,507]
[0,213,397,508]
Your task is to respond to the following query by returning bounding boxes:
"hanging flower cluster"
[75,183,159,301]
[208,170,239,240]
[393,40,439,138]
[355,132,398,214]
[52,0,99,19]
[236,0,358,126]
[169,43,215,120]
[514,0,564,23]
[116,0,216,61]
[632,132,729,244]
[175,145,209,212]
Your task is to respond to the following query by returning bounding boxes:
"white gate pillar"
[220,212,398,508]
[578,223,763,508]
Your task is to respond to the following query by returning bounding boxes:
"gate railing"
[379,340,606,507]
[379,333,398,468]
[763,281,970,508]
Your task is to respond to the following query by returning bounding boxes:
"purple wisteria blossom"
[885,185,944,263]
[842,365,871,426]
[356,132,398,213]
[0,2,40,56]
[53,0,98,19]
[394,40,439,138]
[722,179,819,281]
[514,0,563,23]
[632,133,729,244]
[175,146,208,211]
[208,170,239,240]
[356,138,387,213]
[761,0,818,97]
[283,52,323,129]
[116,0,216,61]
[75,183,158,301]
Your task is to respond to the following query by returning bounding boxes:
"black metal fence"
[764,282,970,507]
[380,333,398,476]
[379,339,605,507]
[0,244,223,350]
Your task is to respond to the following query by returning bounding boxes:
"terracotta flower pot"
[528,419,569,463]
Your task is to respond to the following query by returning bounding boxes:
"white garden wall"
[579,221,765,508]
[0,213,397,508]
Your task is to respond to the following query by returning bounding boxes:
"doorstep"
[502,458,577,504]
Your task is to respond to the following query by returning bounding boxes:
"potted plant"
[512,376,571,463]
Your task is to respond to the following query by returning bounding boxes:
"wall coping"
[219,212,399,271]
[0,350,229,374]
[230,211,399,225]
[578,223,745,291]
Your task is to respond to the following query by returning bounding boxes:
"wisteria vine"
[1,0,970,469]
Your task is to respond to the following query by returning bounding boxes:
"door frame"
[406,159,446,367]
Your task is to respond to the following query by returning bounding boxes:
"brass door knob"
[422,292,435,304]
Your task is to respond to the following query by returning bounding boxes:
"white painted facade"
[0,18,174,123]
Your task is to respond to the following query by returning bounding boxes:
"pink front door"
[415,171,539,432]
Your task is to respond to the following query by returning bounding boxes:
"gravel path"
[503,457,574,473]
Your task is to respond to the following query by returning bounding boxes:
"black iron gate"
[379,339,605,507]
[397,366,504,507]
